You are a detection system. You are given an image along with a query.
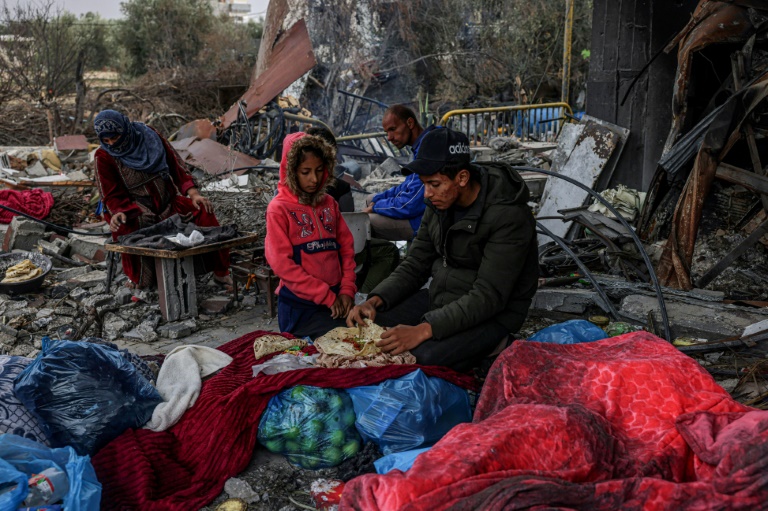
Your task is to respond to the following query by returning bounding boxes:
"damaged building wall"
[587,0,700,192]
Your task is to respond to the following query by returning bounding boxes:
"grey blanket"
[118,214,239,251]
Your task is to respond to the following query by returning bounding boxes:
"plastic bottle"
[23,467,69,506]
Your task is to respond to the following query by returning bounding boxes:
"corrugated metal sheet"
[220,20,316,129]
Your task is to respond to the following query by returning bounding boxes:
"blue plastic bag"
[14,339,162,456]
[347,369,471,455]
[258,386,362,470]
[0,434,100,511]
[0,456,28,510]
[373,447,431,474]
[528,319,607,345]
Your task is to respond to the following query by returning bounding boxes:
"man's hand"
[362,202,374,214]
[188,188,213,213]
[346,295,383,327]
[376,323,432,355]
[109,212,127,232]
[330,294,354,319]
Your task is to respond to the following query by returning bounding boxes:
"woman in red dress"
[93,109,231,288]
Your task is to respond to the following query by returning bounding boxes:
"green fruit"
[329,429,345,447]
[303,456,322,470]
[342,410,357,427]
[323,446,343,466]
[284,426,301,440]
[290,386,306,400]
[286,454,302,466]
[328,394,344,410]
[263,438,284,453]
[342,439,360,458]
[301,436,319,453]
[285,440,300,453]
[307,419,325,435]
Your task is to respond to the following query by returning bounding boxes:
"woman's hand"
[188,188,213,213]
[331,294,354,319]
[109,212,127,232]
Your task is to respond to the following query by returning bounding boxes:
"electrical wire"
[513,165,672,342]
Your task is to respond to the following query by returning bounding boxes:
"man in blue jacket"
[364,105,438,240]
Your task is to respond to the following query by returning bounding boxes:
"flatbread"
[1,259,42,283]
[314,319,386,357]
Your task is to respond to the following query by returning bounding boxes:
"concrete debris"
[223,477,261,504]
[3,216,45,252]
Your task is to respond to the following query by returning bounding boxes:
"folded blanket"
[118,213,238,250]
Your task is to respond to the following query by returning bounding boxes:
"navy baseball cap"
[403,128,471,176]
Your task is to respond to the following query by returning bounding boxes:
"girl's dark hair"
[305,126,337,148]
[298,145,324,163]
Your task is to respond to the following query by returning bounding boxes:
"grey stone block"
[56,266,91,281]
[530,289,603,315]
[67,234,109,259]
[67,270,107,289]
[158,319,198,340]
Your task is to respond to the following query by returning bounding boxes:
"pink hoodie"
[265,132,357,307]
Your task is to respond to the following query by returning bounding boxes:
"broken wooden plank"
[104,232,260,259]
[716,162,768,195]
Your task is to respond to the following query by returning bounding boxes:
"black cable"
[0,204,110,237]
[536,222,621,320]
[513,165,672,342]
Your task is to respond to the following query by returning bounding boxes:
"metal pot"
[0,251,53,295]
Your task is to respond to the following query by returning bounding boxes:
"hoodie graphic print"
[265,132,357,308]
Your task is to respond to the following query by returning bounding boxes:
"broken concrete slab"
[25,160,49,177]
[67,233,109,260]
[3,216,45,252]
[81,294,115,310]
[621,294,768,339]
[56,266,93,282]
[103,312,128,341]
[67,270,107,289]
[200,296,233,315]
[530,288,605,315]
[158,319,198,340]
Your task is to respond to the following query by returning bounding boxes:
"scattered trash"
[0,434,101,511]
[309,479,344,510]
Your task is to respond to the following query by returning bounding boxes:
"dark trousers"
[277,286,347,340]
[376,289,510,372]
[286,307,348,340]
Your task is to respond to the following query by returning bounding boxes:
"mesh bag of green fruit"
[257,385,362,469]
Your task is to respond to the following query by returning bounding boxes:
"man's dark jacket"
[371,161,538,339]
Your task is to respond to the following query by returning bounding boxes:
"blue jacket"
[371,125,440,237]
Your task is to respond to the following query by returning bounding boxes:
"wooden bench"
[105,232,260,321]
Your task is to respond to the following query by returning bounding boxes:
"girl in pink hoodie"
[265,132,357,338]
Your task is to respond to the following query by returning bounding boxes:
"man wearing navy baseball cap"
[347,128,539,371]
